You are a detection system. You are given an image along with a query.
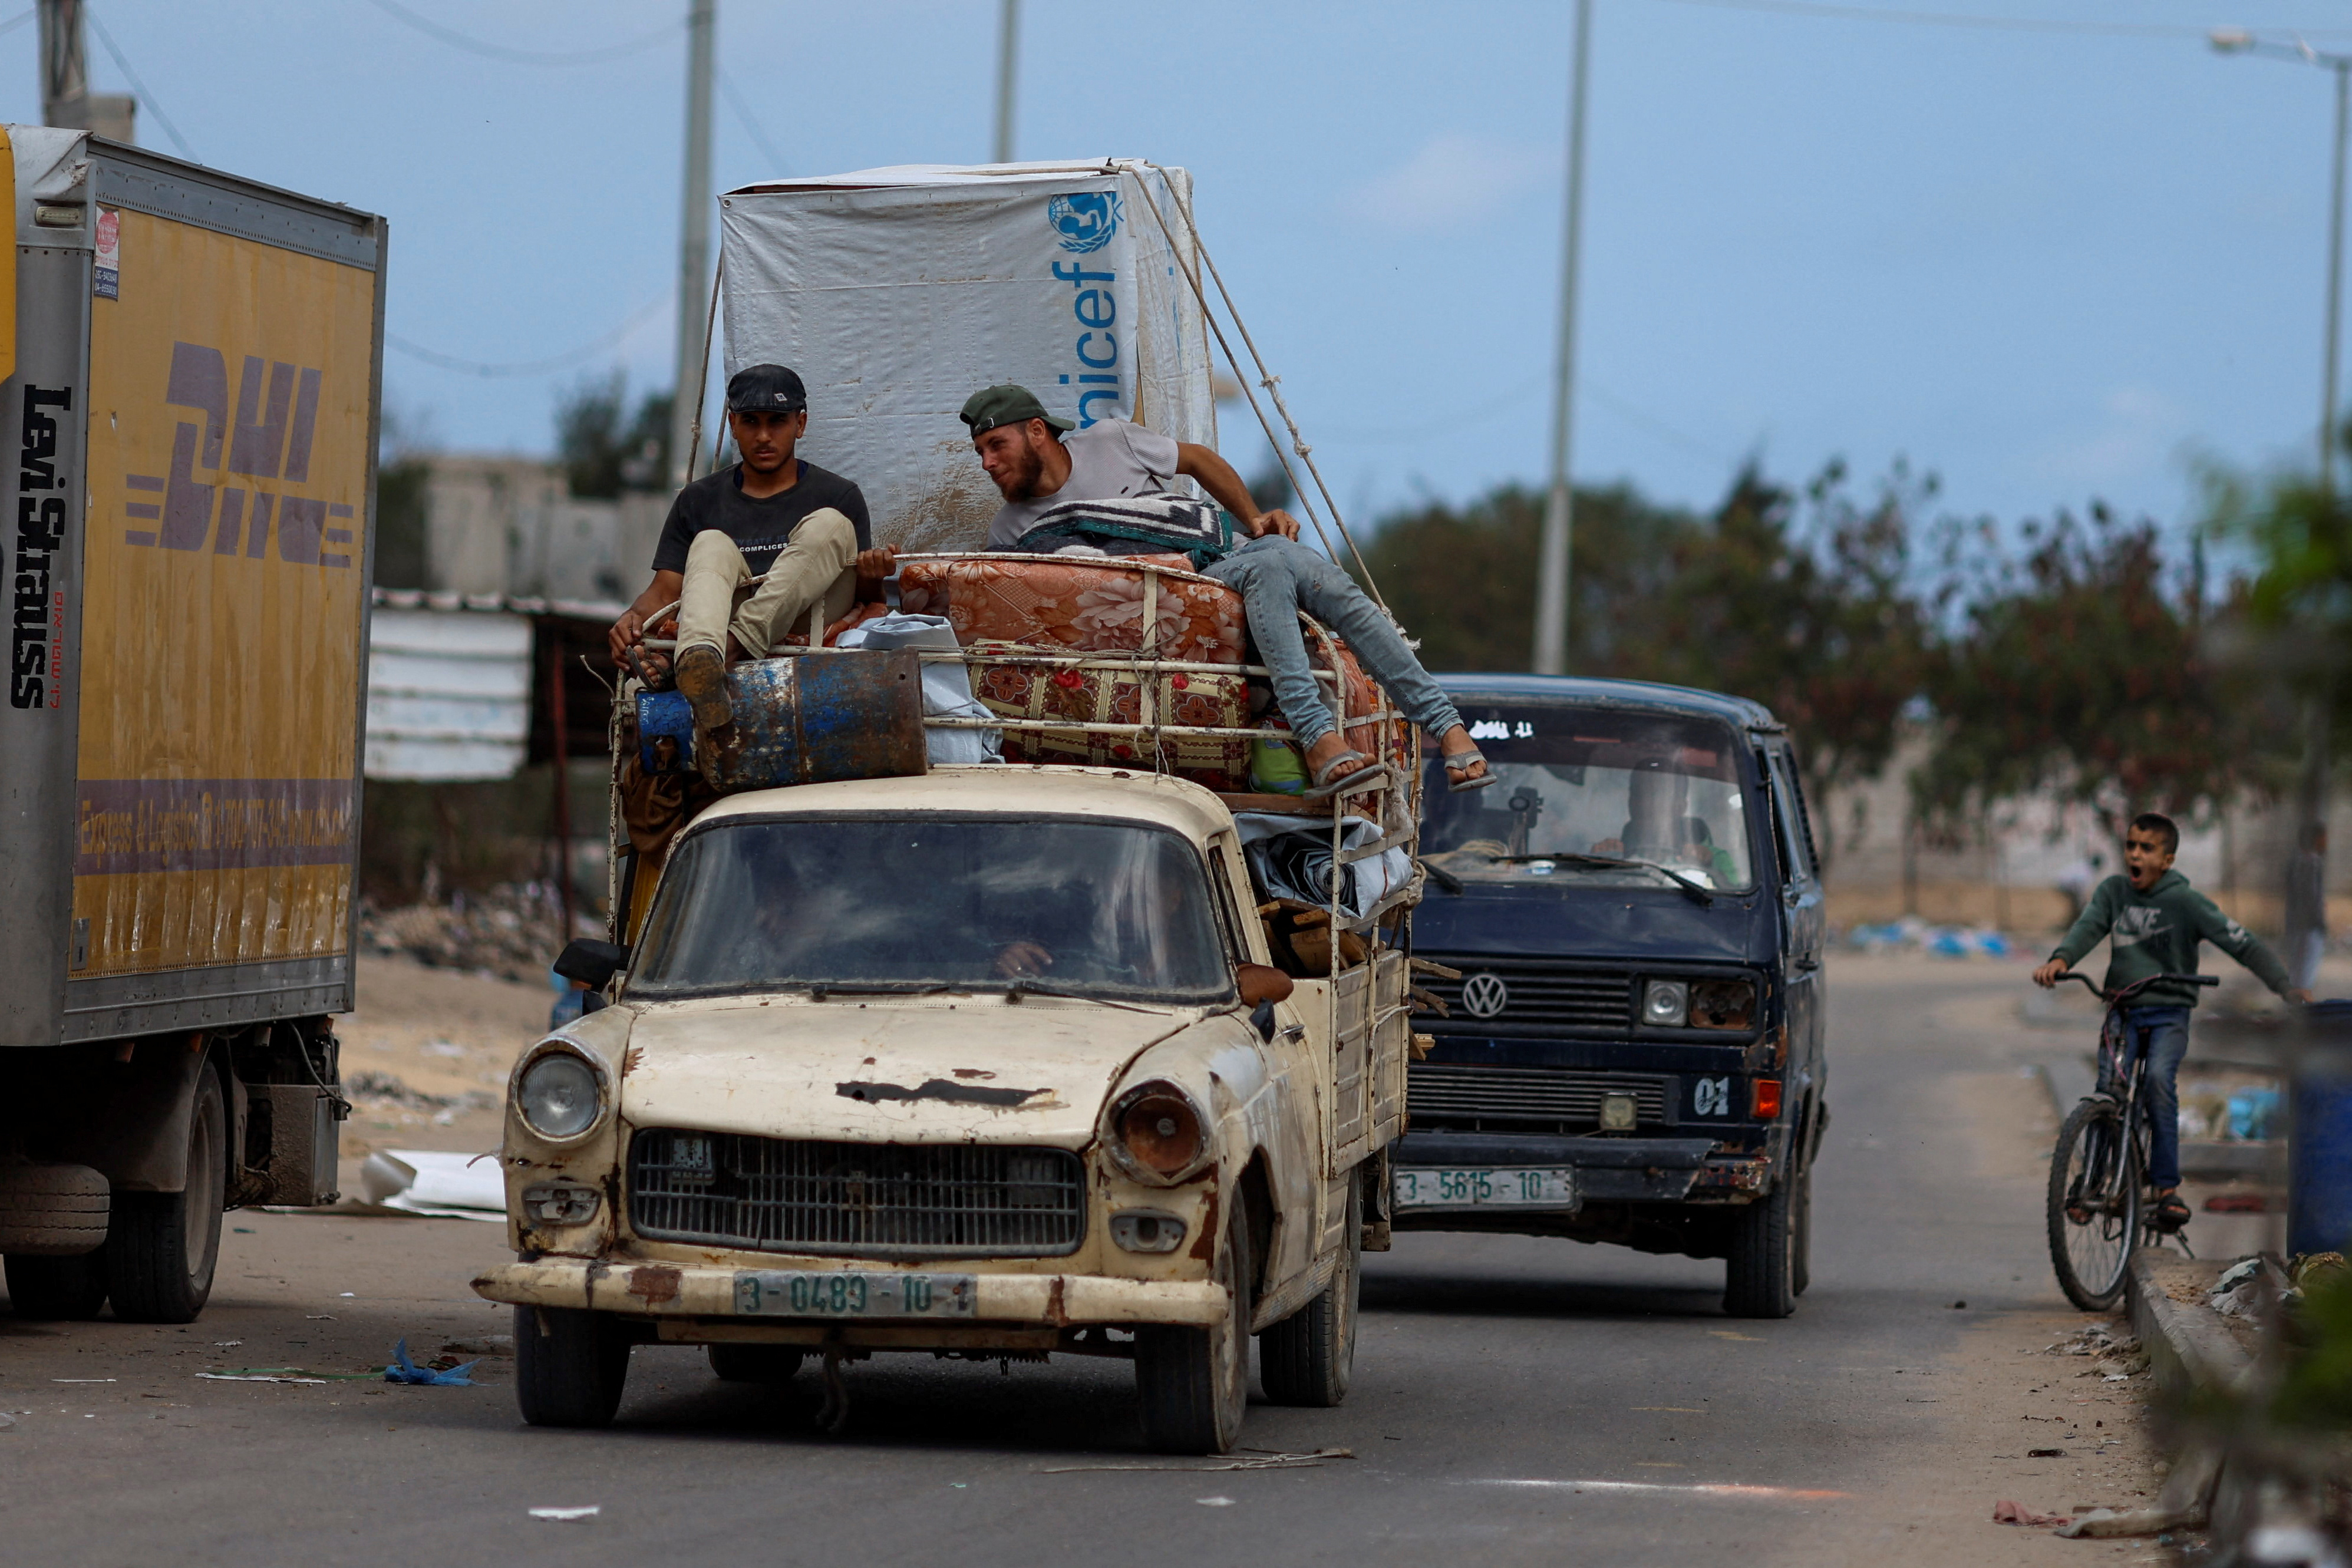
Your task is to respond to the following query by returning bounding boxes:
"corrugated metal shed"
[365,608,534,781]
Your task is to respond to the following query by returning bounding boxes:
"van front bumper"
[473,1257,1228,1328]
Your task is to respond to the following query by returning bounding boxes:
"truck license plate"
[1392,1167,1578,1209]
[733,1270,977,1319]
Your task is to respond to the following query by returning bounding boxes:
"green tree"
[555,374,672,499]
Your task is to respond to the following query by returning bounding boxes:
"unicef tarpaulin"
[717,161,1214,553]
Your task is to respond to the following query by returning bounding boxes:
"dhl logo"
[121,341,354,567]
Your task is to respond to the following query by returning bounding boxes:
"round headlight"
[1642,979,1690,1028]
[517,1051,603,1139]
[1114,1084,1206,1180]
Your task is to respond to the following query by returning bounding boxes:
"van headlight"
[516,1048,605,1140]
[1642,979,1690,1028]
[1107,1080,1210,1185]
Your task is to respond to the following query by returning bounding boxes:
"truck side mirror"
[1237,963,1293,1007]
[554,939,629,991]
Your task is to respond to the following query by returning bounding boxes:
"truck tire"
[105,1062,227,1324]
[1135,1198,1251,1455]
[1792,1161,1813,1298]
[6,1252,109,1320]
[707,1343,804,1384]
[0,1163,110,1256]
[1259,1171,1360,1407]
[1724,1164,1799,1319]
[516,1305,633,1428]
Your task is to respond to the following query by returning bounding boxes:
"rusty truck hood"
[613,993,1201,1148]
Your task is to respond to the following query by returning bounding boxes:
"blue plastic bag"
[384,1338,480,1386]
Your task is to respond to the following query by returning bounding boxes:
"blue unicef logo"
[1048,192,1121,254]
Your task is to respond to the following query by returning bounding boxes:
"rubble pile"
[359,882,570,983]
[341,1069,497,1126]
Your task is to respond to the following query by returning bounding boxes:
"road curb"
[2125,1249,2255,1537]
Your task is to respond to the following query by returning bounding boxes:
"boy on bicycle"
[2033,813,2309,1231]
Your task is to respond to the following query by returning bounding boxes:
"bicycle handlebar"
[2051,970,2219,1003]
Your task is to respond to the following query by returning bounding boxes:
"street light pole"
[1532,0,1592,676]
[992,0,1020,165]
[669,0,717,490]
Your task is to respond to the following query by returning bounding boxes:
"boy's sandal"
[2153,1193,2192,1232]
[1304,749,1384,800]
[624,645,673,692]
[1444,746,1497,793]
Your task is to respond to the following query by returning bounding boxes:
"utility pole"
[1531,0,1592,676]
[992,0,1020,164]
[669,0,717,490]
[37,0,133,143]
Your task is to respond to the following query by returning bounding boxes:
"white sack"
[836,613,1002,764]
[720,161,1214,554]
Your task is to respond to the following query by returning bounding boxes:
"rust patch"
[951,1068,997,1081]
[1045,1276,1068,1326]
[626,1265,682,1305]
[622,1045,645,1077]
[1189,1191,1221,1261]
[837,1078,1047,1108]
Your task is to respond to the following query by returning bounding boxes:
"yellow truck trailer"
[0,127,384,1322]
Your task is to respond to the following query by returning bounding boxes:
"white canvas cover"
[718,161,1215,553]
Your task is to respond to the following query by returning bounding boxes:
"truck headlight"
[1642,979,1690,1028]
[1690,979,1756,1030]
[516,1048,604,1140]
[1108,1081,1209,1184]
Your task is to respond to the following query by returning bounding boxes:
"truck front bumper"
[473,1258,1228,1328]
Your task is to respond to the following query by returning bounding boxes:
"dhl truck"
[0,128,382,1322]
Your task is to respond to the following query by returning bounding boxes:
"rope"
[685,258,724,484]
[1131,164,1389,610]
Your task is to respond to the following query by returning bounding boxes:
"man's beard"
[993,440,1045,501]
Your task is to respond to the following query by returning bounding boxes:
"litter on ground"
[385,1339,480,1386]
[528,1506,600,1522]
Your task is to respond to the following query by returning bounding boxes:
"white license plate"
[1392,1166,1578,1209]
[733,1270,977,1318]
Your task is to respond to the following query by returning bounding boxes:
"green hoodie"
[2050,869,2292,1009]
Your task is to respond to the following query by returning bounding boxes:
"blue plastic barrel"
[636,649,928,791]
[2291,1001,2352,1257]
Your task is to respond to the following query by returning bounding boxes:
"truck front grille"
[1407,1064,1671,1133]
[628,1130,1086,1259]
[1414,956,1633,1032]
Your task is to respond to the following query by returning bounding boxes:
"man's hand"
[2033,958,2069,988]
[994,940,1054,979]
[855,545,898,578]
[608,606,648,666]
[1244,507,1302,541]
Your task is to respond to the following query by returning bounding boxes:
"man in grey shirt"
[918,385,1493,798]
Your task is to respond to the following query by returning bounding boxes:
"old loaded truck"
[471,163,1427,1453]
[0,128,380,1321]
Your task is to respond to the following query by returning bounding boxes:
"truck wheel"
[1135,1198,1252,1454]
[0,1163,111,1256]
[105,1063,227,1325]
[516,1305,633,1428]
[1259,1171,1360,1407]
[707,1343,804,1384]
[5,1252,109,1320]
[1724,1166,1799,1319]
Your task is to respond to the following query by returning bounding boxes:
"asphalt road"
[0,952,2168,1567]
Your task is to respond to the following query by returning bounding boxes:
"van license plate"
[1391,1167,1578,1209]
[733,1270,977,1318]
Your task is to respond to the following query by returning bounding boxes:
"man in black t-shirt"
[607,364,885,736]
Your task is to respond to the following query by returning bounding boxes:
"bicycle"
[2044,969,2218,1311]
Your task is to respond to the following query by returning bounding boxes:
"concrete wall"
[420,454,667,605]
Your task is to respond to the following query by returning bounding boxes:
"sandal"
[1443,745,1496,793]
[623,645,673,692]
[1304,748,1384,800]
[2153,1192,2191,1233]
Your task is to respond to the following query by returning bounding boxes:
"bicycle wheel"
[2047,1097,2142,1311]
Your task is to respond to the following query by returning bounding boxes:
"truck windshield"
[1421,704,1756,892]
[629,817,1232,1003]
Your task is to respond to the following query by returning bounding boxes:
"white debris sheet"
[358,1150,506,1222]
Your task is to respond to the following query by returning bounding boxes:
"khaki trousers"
[675,510,857,661]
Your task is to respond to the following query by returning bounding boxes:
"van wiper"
[806,982,954,1000]
[998,979,1169,1015]
[1485,851,1714,906]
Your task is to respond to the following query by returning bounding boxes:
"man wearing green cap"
[925,385,1492,797]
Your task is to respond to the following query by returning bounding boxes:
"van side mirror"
[1237,963,1294,1007]
[554,938,629,990]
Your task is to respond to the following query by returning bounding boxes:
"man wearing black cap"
[606,364,877,736]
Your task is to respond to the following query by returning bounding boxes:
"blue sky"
[14,0,2352,540]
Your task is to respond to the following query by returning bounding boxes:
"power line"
[1650,0,2352,41]
[385,294,669,379]
[85,5,196,160]
[362,0,680,66]
[0,10,34,41]
[717,67,787,174]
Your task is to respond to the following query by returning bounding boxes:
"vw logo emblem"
[1460,973,1509,1019]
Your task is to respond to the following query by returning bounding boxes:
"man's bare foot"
[1437,725,1490,787]
[1302,731,1356,779]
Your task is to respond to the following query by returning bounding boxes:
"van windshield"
[629,817,1232,1003]
[1421,704,1756,892]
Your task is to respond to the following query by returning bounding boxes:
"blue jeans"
[2118,1006,2192,1190]
[1205,536,1463,751]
